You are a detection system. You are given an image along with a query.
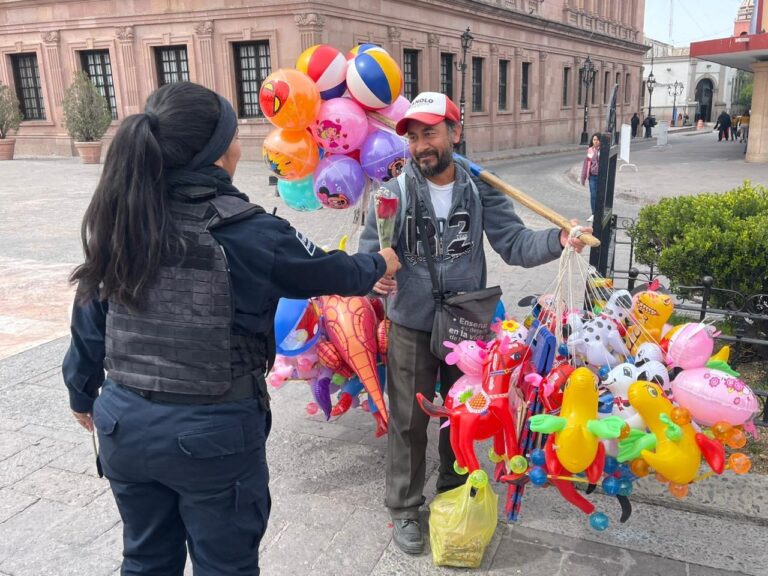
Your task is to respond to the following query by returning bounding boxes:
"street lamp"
[646,55,657,137]
[668,80,684,126]
[455,26,473,155]
[579,55,597,145]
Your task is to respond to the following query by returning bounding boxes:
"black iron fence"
[608,215,768,427]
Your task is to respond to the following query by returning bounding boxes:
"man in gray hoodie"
[358,92,588,554]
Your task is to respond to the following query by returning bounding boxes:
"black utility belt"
[118,375,266,406]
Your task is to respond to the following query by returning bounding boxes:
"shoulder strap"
[414,194,443,304]
[207,195,265,229]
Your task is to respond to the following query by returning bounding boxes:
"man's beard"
[416,146,453,177]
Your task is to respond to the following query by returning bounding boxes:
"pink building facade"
[0,0,647,159]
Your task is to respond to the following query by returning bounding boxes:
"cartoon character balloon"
[312,98,369,152]
[313,155,366,209]
[359,129,410,181]
[259,68,320,130]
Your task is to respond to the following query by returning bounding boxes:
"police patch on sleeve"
[295,231,316,256]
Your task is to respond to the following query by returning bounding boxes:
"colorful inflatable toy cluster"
[268,294,391,437]
[259,44,410,211]
[414,280,760,532]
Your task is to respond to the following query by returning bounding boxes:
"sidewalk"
[1,143,767,575]
[1,336,766,575]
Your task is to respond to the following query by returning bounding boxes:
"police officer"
[63,82,399,575]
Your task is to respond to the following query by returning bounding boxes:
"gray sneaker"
[393,518,424,554]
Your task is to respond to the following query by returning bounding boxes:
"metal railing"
[607,215,768,427]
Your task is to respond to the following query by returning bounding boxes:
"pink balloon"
[670,367,759,427]
[367,95,411,131]
[311,97,368,153]
[666,323,715,370]
[380,95,411,122]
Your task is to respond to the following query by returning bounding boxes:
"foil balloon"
[320,295,388,427]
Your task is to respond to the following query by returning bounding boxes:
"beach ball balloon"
[359,129,409,181]
[277,175,323,211]
[296,44,347,100]
[259,68,320,130]
[346,51,403,110]
[312,98,369,153]
[313,155,366,209]
[347,43,389,60]
[262,128,319,181]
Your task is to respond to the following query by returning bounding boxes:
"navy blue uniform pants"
[93,380,271,575]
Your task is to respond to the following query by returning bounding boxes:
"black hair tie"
[144,111,160,131]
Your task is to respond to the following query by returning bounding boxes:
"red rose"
[375,196,398,220]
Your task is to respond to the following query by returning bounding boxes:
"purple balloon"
[360,130,410,182]
[313,155,366,209]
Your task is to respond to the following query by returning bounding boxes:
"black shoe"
[393,518,424,554]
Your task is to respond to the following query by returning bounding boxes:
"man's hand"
[559,220,593,253]
[73,411,94,432]
[373,276,398,295]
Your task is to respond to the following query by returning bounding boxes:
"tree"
[62,71,112,142]
[0,81,23,139]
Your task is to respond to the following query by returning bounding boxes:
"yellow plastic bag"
[429,470,498,568]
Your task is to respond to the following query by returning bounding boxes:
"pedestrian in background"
[739,111,750,143]
[715,110,732,142]
[642,115,654,138]
[63,81,399,576]
[630,112,640,138]
[580,132,601,222]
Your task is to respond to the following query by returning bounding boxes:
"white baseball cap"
[395,92,461,135]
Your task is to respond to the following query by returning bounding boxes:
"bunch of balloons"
[259,43,412,212]
[267,295,391,437]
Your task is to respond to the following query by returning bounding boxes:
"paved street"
[1,129,767,575]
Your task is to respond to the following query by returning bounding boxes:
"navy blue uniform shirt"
[63,212,386,413]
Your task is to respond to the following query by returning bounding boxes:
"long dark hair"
[70,82,221,310]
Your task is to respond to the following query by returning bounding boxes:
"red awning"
[690,34,768,72]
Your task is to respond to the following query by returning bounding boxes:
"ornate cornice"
[388,26,401,41]
[427,33,440,47]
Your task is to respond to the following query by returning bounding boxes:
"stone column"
[40,31,63,121]
[746,61,768,163]
[387,26,402,70]
[115,26,139,115]
[572,55,581,142]
[537,51,547,145]
[194,21,215,90]
[427,33,440,92]
[294,13,326,51]
[489,44,499,151]
[513,47,523,123]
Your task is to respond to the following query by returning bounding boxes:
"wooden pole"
[367,111,600,247]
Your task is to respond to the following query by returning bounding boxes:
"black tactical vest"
[104,186,270,397]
